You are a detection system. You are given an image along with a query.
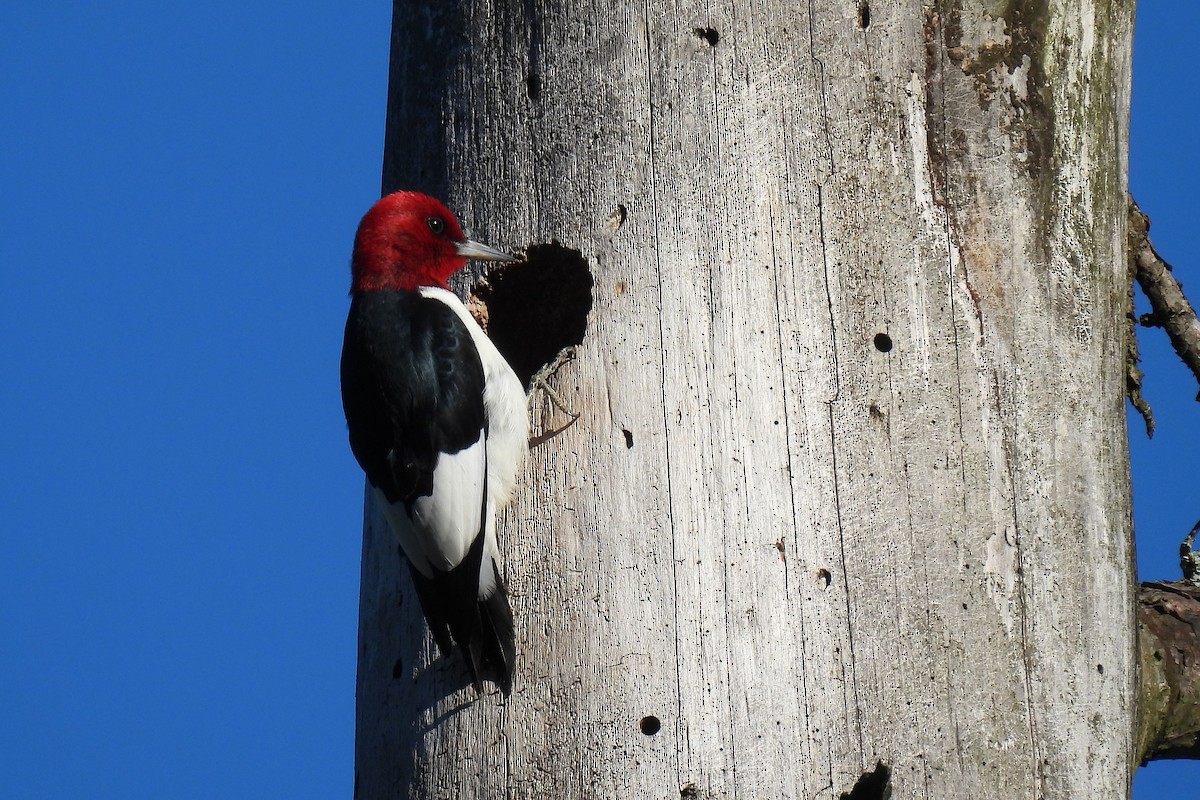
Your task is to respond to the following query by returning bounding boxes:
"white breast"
[419,286,529,506]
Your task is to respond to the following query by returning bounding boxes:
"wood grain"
[356,2,1138,797]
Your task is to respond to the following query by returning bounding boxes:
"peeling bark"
[1138,580,1200,762]
[1130,196,1200,400]
[1125,199,1153,435]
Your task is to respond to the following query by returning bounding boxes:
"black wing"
[340,289,513,692]
[340,290,487,507]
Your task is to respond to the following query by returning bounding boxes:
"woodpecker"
[340,191,527,693]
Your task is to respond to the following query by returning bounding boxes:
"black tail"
[476,561,515,693]
[407,534,515,694]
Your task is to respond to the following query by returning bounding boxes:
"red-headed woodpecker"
[340,191,527,693]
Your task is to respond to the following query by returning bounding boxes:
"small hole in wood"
[817,568,832,589]
[680,784,699,799]
[692,27,719,46]
[526,72,542,101]
[1154,650,1163,661]
[607,204,627,231]
[623,428,634,449]
[857,2,871,29]
[1096,663,1105,674]
[873,332,893,353]
[639,715,661,735]
[392,658,403,679]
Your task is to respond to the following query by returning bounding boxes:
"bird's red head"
[349,191,516,293]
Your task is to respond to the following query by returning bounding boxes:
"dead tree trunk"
[354,1,1138,798]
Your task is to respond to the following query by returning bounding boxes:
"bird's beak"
[456,239,518,262]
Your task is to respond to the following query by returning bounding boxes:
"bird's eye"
[426,217,445,235]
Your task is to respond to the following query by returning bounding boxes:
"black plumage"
[341,289,514,692]
[342,290,486,505]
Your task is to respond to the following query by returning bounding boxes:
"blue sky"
[1127,4,1200,794]
[1,4,1195,798]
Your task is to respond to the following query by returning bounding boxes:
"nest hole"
[841,761,891,800]
[472,242,594,388]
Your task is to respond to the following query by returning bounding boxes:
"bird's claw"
[528,347,580,447]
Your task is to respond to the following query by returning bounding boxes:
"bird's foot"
[528,347,580,448]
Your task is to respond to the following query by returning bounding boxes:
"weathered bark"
[1129,197,1200,400]
[1138,581,1200,762]
[355,1,1138,798]
[1125,197,1152,436]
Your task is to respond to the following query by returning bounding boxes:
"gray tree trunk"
[354,1,1138,798]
